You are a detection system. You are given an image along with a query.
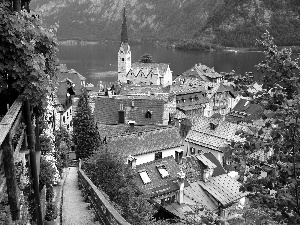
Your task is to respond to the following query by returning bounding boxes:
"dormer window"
[139,170,151,184]
[145,111,152,119]
[190,97,194,102]
[182,98,186,103]
[156,164,169,178]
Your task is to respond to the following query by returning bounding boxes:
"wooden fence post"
[3,134,20,221]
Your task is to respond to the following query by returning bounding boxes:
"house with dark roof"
[226,98,265,124]
[102,126,184,166]
[94,95,174,126]
[135,153,248,221]
[184,115,251,165]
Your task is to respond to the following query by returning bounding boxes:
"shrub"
[44,202,58,221]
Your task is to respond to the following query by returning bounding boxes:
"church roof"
[131,62,169,77]
[120,7,128,44]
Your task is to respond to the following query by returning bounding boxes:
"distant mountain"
[30,0,300,47]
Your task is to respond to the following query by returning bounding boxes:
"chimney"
[177,169,185,204]
[128,120,136,132]
[203,168,213,182]
[128,155,136,169]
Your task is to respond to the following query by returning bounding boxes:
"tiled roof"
[115,94,170,103]
[131,62,169,77]
[183,182,218,211]
[119,84,169,95]
[171,109,187,120]
[164,203,194,219]
[134,156,182,197]
[198,174,249,206]
[170,84,207,95]
[105,126,183,157]
[177,104,204,111]
[226,99,265,123]
[94,96,165,125]
[97,124,160,138]
[185,116,248,151]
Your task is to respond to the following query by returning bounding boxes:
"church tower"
[118,7,131,83]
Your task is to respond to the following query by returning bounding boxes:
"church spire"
[121,7,128,44]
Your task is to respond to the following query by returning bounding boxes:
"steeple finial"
[121,7,128,44]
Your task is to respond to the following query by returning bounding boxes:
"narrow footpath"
[62,167,100,225]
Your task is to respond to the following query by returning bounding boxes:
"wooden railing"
[78,160,131,225]
[0,97,26,220]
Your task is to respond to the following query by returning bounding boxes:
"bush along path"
[62,167,100,225]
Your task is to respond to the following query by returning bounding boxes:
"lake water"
[57,43,266,86]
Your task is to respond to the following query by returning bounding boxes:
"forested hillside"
[30,0,300,48]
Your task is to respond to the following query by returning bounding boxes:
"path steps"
[62,167,101,225]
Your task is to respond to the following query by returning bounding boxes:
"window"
[70,109,72,115]
[156,165,169,178]
[161,195,175,206]
[190,147,195,155]
[139,170,151,184]
[155,152,162,160]
[145,111,152,119]
[190,97,194,102]
[122,58,124,61]
[182,98,186,103]
[198,149,203,154]
[67,112,68,117]
[63,116,65,123]
[176,100,180,104]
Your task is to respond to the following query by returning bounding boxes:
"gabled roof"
[134,156,183,197]
[131,62,170,77]
[226,99,265,123]
[106,126,183,157]
[198,174,249,207]
[97,124,160,138]
[185,116,249,151]
[181,153,226,183]
[119,84,169,95]
[171,109,187,120]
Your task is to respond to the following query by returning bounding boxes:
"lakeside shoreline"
[57,39,300,53]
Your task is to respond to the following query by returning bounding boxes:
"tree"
[82,150,156,225]
[225,31,300,224]
[54,127,72,174]
[73,90,101,159]
[0,2,59,114]
[139,53,155,63]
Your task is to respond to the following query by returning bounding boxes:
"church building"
[118,8,173,87]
